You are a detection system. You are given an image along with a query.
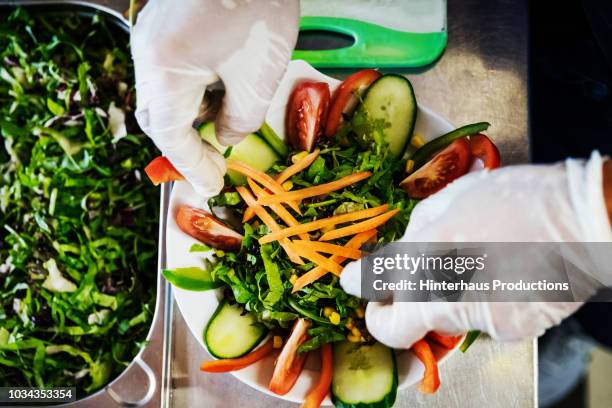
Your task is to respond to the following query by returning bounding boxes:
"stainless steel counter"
[171,1,535,407]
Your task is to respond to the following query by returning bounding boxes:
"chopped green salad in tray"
[0,9,159,395]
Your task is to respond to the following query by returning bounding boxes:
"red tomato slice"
[325,69,381,137]
[286,82,330,152]
[269,318,311,395]
[469,134,501,169]
[175,205,243,251]
[400,138,473,199]
[145,156,185,185]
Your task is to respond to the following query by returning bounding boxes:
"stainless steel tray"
[0,3,172,407]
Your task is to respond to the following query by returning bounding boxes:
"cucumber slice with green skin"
[162,267,222,291]
[204,299,268,359]
[332,341,398,408]
[199,122,280,185]
[410,122,491,170]
[356,74,417,159]
[258,122,289,158]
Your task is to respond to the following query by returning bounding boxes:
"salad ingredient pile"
[0,9,159,395]
[153,69,500,407]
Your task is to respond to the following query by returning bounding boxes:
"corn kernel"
[345,318,354,330]
[347,334,361,343]
[289,274,298,285]
[273,336,283,349]
[329,312,341,325]
[292,151,308,164]
[405,159,415,174]
[411,133,425,148]
[323,307,335,318]
[282,180,293,191]
[351,327,361,337]
[356,306,365,318]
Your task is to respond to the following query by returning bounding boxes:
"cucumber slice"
[162,267,222,291]
[204,300,267,359]
[332,341,398,408]
[357,74,417,158]
[199,122,280,185]
[258,122,289,158]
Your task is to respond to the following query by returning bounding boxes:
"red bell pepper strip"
[269,318,311,395]
[426,332,463,350]
[144,156,184,185]
[412,339,441,394]
[200,338,274,373]
[301,343,333,408]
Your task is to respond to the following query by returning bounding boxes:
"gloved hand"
[131,0,299,196]
[341,152,612,349]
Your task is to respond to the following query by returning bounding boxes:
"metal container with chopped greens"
[0,5,167,406]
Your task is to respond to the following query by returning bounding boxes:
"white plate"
[167,60,460,405]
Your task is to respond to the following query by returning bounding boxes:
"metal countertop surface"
[171,1,535,408]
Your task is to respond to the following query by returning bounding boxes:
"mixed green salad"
[156,69,498,407]
[0,9,159,395]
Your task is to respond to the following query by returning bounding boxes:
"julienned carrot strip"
[259,205,388,244]
[236,186,304,265]
[200,338,274,373]
[256,172,372,205]
[292,240,361,259]
[412,339,441,394]
[292,230,377,293]
[301,342,333,408]
[276,149,320,184]
[319,209,399,241]
[227,160,301,214]
[289,244,344,275]
[426,332,463,350]
[247,179,310,240]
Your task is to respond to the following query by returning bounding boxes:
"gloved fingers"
[365,302,430,349]
[214,9,299,145]
[135,68,226,197]
[339,259,362,298]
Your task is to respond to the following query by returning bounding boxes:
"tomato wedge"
[400,138,472,199]
[412,339,441,394]
[200,338,275,373]
[301,343,332,408]
[175,205,243,251]
[144,156,184,185]
[426,332,463,350]
[469,134,501,169]
[286,82,330,152]
[325,69,381,137]
[269,318,311,395]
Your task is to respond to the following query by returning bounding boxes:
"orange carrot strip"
[276,149,320,184]
[236,186,304,265]
[200,338,274,373]
[257,172,372,205]
[292,240,361,259]
[292,230,377,293]
[301,342,332,408]
[259,205,388,244]
[289,245,344,275]
[319,209,399,241]
[247,179,310,240]
[412,339,441,394]
[227,160,301,214]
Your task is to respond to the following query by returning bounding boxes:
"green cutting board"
[295,0,447,68]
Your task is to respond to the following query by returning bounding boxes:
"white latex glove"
[341,151,612,349]
[131,0,299,196]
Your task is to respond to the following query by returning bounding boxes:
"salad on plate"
[147,63,500,408]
